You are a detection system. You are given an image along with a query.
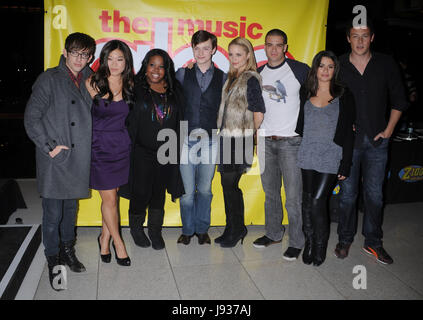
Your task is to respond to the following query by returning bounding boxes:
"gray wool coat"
[24,55,93,199]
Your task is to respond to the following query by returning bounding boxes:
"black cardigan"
[295,85,356,177]
[118,83,185,202]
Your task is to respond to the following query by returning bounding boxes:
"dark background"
[1,0,422,178]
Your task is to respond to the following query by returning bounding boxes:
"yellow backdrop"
[43,0,329,226]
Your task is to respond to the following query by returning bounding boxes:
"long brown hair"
[305,50,344,100]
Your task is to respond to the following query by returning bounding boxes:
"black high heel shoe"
[112,242,131,266]
[97,235,111,263]
[220,227,247,248]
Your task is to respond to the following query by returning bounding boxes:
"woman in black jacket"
[295,50,355,266]
[120,49,184,250]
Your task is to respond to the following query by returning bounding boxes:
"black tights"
[220,170,245,232]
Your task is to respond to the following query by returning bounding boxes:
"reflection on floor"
[6,179,423,300]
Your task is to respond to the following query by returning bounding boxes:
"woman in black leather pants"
[295,51,355,266]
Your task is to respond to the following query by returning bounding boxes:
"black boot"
[214,224,231,244]
[215,194,233,244]
[220,224,247,248]
[302,193,313,265]
[46,254,65,291]
[129,211,151,247]
[220,189,247,248]
[59,240,86,272]
[310,197,329,266]
[147,209,165,250]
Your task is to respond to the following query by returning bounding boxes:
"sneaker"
[283,247,302,261]
[362,245,394,265]
[334,242,351,259]
[252,235,281,248]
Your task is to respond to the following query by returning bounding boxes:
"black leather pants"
[301,169,337,265]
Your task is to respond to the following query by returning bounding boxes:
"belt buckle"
[271,135,283,141]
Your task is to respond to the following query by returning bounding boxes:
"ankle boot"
[214,224,231,244]
[147,209,165,250]
[46,254,65,291]
[310,197,329,266]
[59,240,86,273]
[313,242,328,266]
[129,211,151,247]
[301,192,313,265]
[220,225,247,248]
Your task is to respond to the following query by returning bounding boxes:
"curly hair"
[135,48,180,95]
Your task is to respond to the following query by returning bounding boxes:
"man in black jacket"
[334,20,407,265]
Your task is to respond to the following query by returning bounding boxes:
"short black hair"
[346,17,375,37]
[265,29,288,44]
[191,30,217,49]
[65,32,96,56]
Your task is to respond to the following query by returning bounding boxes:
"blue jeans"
[259,136,304,249]
[42,198,77,257]
[179,137,217,235]
[337,135,389,248]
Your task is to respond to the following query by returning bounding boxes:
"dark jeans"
[337,135,389,248]
[42,198,77,257]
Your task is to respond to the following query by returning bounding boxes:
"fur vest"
[217,70,261,137]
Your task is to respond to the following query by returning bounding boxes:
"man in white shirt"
[254,29,309,261]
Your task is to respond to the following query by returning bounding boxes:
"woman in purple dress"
[86,40,134,266]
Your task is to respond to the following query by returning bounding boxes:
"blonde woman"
[215,37,265,247]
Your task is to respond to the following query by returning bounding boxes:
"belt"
[265,135,299,141]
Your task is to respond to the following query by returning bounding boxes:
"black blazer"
[295,85,356,177]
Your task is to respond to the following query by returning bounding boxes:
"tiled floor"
[7,179,423,300]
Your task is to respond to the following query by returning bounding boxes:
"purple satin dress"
[90,99,131,190]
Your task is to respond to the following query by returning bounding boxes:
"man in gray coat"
[24,32,96,291]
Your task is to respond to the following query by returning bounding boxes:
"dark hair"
[191,30,217,49]
[265,29,288,44]
[65,32,96,57]
[346,17,375,37]
[305,50,344,100]
[90,40,134,106]
[135,48,180,95]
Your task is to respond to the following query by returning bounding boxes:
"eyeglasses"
[67,50,91,60]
